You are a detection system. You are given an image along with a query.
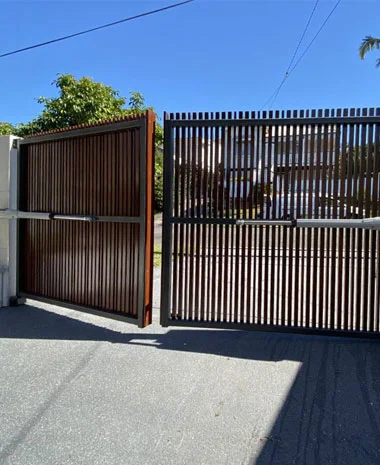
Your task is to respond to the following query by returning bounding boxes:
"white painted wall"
[0,135,20,305]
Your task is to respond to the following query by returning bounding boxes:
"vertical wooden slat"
[361,110,369,331]
[256,124,263,324]
[274,111,282,325]
[367,109,375,331]
[237,112,245,323]
[288,117,296,326]
[352,112,361,330]
[266,115,274,325]
[246,122,253,324]
[183,116,191,319]
[172,117,180,318]
[221,120,227,322]
[270,121,278,325]
[262,119,270,325]
[227,112,234,322]
[295,118,302,326]
[314,112,324,327]
[179,114,186,320]
[224,114,231,322]
[194,122,202,318]
[371,111,380,331]
[321,110,329,328]
[328,115,336,329]
[283,119,291,325]
[252,124,259,323]
[215,115,224,322]
[189,114,196,319]
[204,114,212,321]
[347,111,355,329]
[338,117,347,330]
[300,116,308,327]
[212,119,220,321]
[133,127,141,315]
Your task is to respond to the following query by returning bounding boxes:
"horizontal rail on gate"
[295,218,380,230]
[0,210,141,223]
[171,217,239,225]
[0,210,51,220]
[169,216,380,229]
[171,217,294,226]
[236,217,380,229]
[167,116,380,127]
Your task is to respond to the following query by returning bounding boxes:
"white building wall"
[0,135,20,306]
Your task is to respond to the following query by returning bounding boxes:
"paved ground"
[154,214,163,246]
[1,269,380,465]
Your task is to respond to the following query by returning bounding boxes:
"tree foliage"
[2,74,164,211]
[337,144,378,178]
[359,36,380,67]
[154,149,164,212]
[18,74,145,136]
[0,122,17,136]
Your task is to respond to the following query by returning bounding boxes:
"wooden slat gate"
[18,112,155,327]
[161,109,380,337]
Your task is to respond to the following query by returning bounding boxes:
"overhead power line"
[286,0,320,75]
[260,0,320,111]
[287,0,342,75]
[261,0,342,111]
[0,0,194,59]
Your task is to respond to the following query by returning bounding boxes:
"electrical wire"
[260,78,286,112]
[287,0,343,75]
[261,0,343,111]
[260,0,320,111]
[286,0,320,74]
[0,0,194,59]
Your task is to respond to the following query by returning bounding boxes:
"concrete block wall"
[0,135,20,306]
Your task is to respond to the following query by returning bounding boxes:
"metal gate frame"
[12,112,155,327]
[160,109,380,338]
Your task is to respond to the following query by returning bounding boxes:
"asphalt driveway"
[1,269,380,465]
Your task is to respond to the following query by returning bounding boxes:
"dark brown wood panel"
[20,220,140,316]
[21,129,141,217]
[19,113,155,326]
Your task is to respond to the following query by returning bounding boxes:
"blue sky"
[0,0,379,125]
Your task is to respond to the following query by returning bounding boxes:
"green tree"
[18,74,138,135]
[0,122,17,136]
[16,74,164,211]
[338,144,377,178]
[154,148,164,212]
[359,36,380,67]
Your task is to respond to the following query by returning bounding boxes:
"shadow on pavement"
[1,304,380,464]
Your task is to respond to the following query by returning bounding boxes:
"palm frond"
[359,36,380,60]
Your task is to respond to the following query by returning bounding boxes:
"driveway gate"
[161,109,380,336]
[17,112,155,327]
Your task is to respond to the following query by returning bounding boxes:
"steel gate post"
[160,116,174,327]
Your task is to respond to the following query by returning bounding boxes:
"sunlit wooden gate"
[18,112,155,327]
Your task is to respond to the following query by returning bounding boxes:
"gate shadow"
[1,304,380,464]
